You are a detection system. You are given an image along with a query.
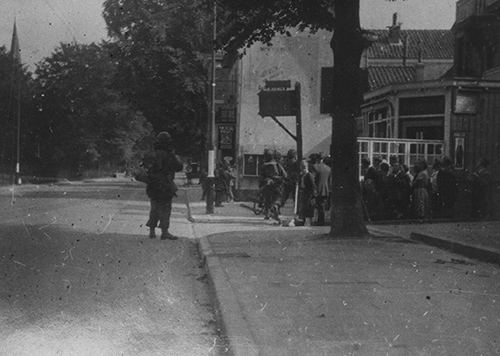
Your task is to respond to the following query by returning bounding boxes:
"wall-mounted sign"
[217,125,235,150]
[454,92,478,114]
[258,89,297,117]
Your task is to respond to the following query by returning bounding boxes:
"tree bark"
[329,0,368,237]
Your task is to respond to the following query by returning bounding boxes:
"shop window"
[399,95,445,140]
[400,96,445,116]
[243,154,262,176]
[367,108,391,138]
[357,138,443,178]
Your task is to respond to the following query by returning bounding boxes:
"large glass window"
[368,108,392,138]
[357,138,444,178]
[399,95,445,140]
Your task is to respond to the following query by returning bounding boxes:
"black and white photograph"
[1,0,499,355]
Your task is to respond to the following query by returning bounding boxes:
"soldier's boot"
[161,230,178,240]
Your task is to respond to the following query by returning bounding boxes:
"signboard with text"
[454,91,478,114]
[217,124,235,150]
[258,89,297,117]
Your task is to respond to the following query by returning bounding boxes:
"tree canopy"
[33,42,153,176]
[218,0,335,50]
[102,0,213,159]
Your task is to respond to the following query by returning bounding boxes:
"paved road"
[0,181,226,356]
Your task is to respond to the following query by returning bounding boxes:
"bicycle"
[252,190,265,215]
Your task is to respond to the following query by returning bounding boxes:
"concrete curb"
[410,232,500,266]
[191,215,280,225]
[198,236,260,356]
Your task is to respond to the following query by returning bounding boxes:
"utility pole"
[206,0,217,214]
[10,21,22,185]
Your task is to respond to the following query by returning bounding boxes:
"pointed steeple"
[10,20,21,65]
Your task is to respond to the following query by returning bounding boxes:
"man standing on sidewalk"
[280,149,300,209]
[145,131,183,240]
[312,154,331,226]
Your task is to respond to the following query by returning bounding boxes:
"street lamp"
[206,0,217,214]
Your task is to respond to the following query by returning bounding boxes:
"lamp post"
[205,0,217,214]
[10,21,22,185]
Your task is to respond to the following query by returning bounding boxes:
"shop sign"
[217,125,235,150]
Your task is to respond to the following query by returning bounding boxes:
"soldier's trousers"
[146,199,172,230]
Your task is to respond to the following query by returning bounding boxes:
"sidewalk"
[190,199,500,355]
[372,221,500,265]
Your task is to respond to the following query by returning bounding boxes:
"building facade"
[221,20,455,195]
[358,0,500,177]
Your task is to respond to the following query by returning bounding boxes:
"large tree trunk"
[329,0,368,237]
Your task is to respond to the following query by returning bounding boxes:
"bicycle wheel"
[253,200,264,215]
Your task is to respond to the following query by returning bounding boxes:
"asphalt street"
[0,180,226,356]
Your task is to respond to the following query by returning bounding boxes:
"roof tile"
[366,29,454,60]
[368,66,416,91]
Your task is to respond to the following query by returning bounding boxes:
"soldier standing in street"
[144,131,183,240]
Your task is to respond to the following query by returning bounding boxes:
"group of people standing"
[361,155,494,221]
[198,158,236,207]
[258,148,332,226]
[137,132,495,241]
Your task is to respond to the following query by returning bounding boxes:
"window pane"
[243,155,258,176]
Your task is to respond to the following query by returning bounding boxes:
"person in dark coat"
[144,131,183,240]
[280,149,300,208]
[472,158,494,219]
[412,159,431,220]
[298,159,316,226]
[259,149,286,221]
[379,161,398,219]
[395,164,412,219]
[437,157,457,218]
[363,156,384,220]
[214,160,227,207]
[311,154,331,226]
[199,168,208,201]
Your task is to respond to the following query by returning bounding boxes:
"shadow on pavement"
[0,221,223,355]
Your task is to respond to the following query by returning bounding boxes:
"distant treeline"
[1,0,212,178]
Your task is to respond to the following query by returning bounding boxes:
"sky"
[0,0,457,70]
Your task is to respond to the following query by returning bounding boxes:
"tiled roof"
[366,29,454,60]
[367,66,416,91]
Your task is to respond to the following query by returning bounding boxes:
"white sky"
[0,0,457,70]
